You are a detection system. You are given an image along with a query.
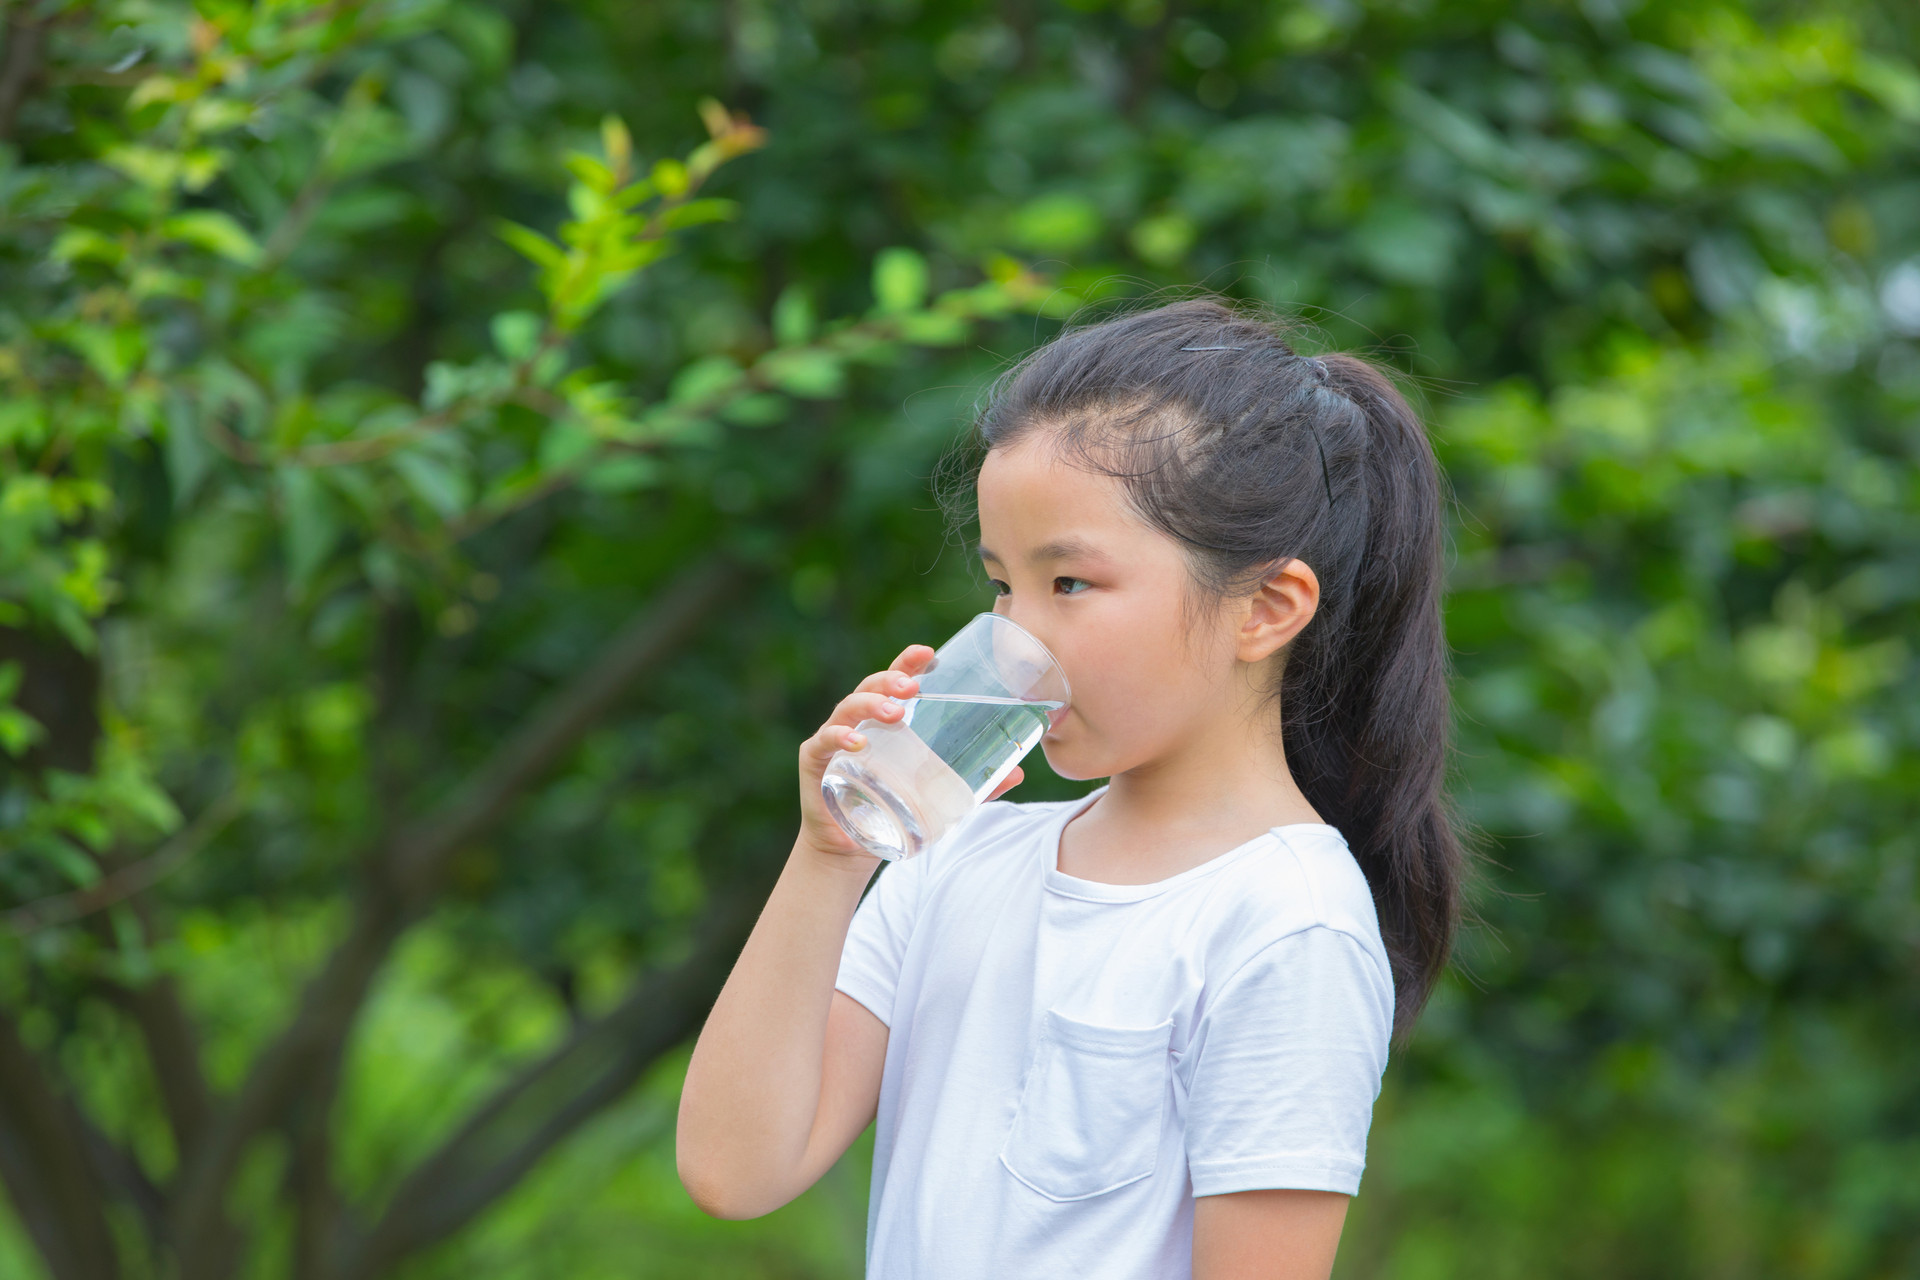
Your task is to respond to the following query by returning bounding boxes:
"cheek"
[1065,603,1196,722]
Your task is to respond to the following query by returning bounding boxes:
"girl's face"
[974,434,1250,782]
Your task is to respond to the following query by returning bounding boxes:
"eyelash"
[990,577,1089,597]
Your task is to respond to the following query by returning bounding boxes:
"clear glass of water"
[821,612,1070,861]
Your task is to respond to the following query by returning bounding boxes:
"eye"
[1056,577,1090,596]
[988,578,1011,597]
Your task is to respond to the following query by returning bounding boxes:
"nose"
[996,611,1068,696]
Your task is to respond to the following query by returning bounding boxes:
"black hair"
[935,295,1468,1042]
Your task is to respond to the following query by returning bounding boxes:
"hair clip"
[1177,344,1336,510]
[1309,423,1337,510]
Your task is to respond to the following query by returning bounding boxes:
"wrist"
[790,834,883,885]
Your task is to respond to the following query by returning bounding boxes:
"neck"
[1059,682,1326,884]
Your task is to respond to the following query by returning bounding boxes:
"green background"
[0,0,1915,1276]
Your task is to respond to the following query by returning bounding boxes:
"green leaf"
[0,707,42,758]
[1128,213,1195,266]
[187,97,254,135]
[325,98,414,179]
[279,469,341,590]
[580,454,660,494]
[670,355,745,405]
[659,198,739,230]
[497,219,565,270]
[1853,52,1920,122]
[772,285,815,344]
[51,228,124,265]
[422,361,467,411]
[937,281,1015,320]
[600,115,633,171]
[613,178,658,210]
[44,835,102,887]
[103,144,180,189]
[601,239,670,274]
[393,449,471,519]
[1349,201,1460,287]
[567,183,604,222]
[162,210,263,266]
[873,247,929,312]
[650,157,688,197]
[564,152,616,193]
[898,310,967,346]
[0,399,47,448]
[530,346,568,387]
[1008,193,1102,255]
[491,311,545,362]
[756,348,846,399]
[719,393,790,428]
[126,75,182,110]
[162,391,213,507]
[60,323,147,387]
[179,149,226,192]
[1035,288,1085,320]
[538,420,600,472]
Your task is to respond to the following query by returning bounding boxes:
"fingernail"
[881,697,901,713]
[848,732,865,747]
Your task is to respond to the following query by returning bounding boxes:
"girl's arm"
[676,837,890,1219]
[1193,1189,1351,1279]
[677,644,1023,1219]
[674,650,924,1218]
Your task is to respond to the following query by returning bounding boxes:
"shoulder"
[913,790,1086,884]
[956,792,1078,840]
[1203,826,1392,990]
[1276,826,1384,946]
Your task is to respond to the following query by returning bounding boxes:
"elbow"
[676,1148,784,1221]
[679,1174,761,1221]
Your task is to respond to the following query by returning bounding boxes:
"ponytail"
[941,295,1466,1041]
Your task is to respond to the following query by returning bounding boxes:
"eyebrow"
[974,537,1113,568]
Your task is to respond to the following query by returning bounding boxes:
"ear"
[1233,557,1321,664]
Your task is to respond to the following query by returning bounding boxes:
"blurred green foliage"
[0,0,1915,1277]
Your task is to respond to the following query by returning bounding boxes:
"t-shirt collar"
[1041,784,1331,903]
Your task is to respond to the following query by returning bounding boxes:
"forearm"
[1193,1190,1349,1279]
[676,835,878,1216]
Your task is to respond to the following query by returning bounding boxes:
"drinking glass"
[821,612,1071,861]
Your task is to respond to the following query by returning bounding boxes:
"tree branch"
[385,553,748,899]
[100,955,217,1160]
[169,553,747,1276]
[0,11,50,141]
[76,892,221,1264]
[337,887,762,1277]
[4,788,245,934]
[0,1007,123,1280]
[77,1110,167,1252]
[285,1038,351,1280]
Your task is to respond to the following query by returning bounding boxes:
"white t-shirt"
[834,783,1395,1280]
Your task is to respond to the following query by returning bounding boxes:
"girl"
[677,296,1465,1279]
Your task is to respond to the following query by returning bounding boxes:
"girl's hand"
[797,642,1026,861]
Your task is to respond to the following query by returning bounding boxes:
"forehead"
[974,438,1156,558]
[978,437,1119,513]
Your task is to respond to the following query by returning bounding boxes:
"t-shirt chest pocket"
[998,1008,1174,1201]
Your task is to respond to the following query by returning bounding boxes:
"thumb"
[985,764,1024,801]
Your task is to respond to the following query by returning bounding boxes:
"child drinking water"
[677,296,1466,1279]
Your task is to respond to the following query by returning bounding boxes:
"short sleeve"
[1181,925,1394,1198]
[833,853,927,1027]
[833,798,1019,1026]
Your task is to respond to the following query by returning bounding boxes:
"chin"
[1037,740,1101,783]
